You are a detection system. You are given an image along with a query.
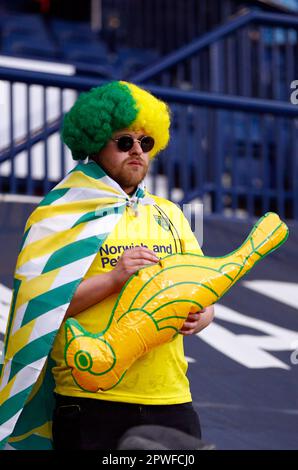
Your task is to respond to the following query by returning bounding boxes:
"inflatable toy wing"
[65,212,288,392]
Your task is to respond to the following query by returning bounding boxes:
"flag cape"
[0,160,153,450]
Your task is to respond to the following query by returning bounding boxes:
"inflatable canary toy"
[65,212,288,392]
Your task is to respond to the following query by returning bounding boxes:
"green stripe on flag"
[42,234,107,274]
[39,188,69,207]
[21,279,80,328]
[135,187,145,199]
[10,358,55,437]
[10,434,53,450]
[72,205,124,228]
[8,331,57,381]
[71,210,98,228]
[71,162,106,179]
[0,385,32,427]
[0,439,6,449]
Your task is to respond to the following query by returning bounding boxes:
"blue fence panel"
[131,10,298,102]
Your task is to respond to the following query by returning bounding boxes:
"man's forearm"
[64,271,119,319]
[64,271,215,327]
[65,247,160,319]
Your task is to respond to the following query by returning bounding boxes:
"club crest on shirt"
[154,214,171,231]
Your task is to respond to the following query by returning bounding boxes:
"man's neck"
[124,186,137,196]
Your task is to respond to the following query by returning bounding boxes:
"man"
[0,81,214,450]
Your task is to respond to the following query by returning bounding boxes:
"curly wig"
[62,81,171,160]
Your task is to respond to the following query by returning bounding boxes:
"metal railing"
[0,67,297,220]
[102,0,298,54]
[130,10,298,102]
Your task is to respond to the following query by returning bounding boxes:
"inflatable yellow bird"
[64,212,288,392]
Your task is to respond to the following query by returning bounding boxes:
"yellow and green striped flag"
[0,160,152,449]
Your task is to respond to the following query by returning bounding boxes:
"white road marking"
[185,356,196,363]
[199,303,298,369]
[243,280,298,311]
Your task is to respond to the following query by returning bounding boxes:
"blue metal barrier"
[0,67,297,220]
[101,0,298,54]
[130,10,298,102]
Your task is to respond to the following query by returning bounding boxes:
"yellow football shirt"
[51,194,203,404]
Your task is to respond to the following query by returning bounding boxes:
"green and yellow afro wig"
[62,81,171,160]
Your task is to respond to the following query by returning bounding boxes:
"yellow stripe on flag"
[0,373,18,406]
[57,170,121,195]
[25,197,119,229]
[16,221,88,270]
[13,267,63,314]
[8,421,52,442]
[6,317,39,359]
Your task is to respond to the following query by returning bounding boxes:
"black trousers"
[52,394,201,450]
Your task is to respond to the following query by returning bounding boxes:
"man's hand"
[113,247,159,290]
[179,305,214,336]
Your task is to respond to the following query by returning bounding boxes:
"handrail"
[147,85,298,116]
[0,66,107,90]
[0,66,297,124]
[0,118,61,163]
[256,0,298,13]
[1,68,297,162]
[130,9,298,83]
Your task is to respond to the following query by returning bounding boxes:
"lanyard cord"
[153,204,183,254]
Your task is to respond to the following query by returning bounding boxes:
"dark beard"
[90,156,148,191]
[115,168,146,189]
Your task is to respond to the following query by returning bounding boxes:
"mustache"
[125,157,146,165]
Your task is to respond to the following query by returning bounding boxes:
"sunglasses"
[112,135,155,153]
